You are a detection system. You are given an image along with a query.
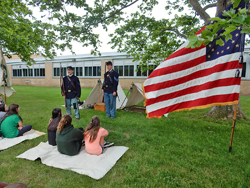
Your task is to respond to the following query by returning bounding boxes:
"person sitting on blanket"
[84,115,114,155]
[56,114,84,156]
[47,108,62,146]
[0,104,32,138]
[0,103,8,122]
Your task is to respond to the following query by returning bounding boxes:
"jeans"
[17,124,32,137]
[66,98,80,118]
[104,93,116,118]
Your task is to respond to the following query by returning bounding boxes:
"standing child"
[84,115,114,155]
[47,108,62,146]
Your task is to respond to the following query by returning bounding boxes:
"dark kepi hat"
[67,66,74,70]
[106,61,112,66]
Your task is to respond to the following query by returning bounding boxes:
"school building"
[5,49,250,95]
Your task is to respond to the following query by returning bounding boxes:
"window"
[13,65,45,77]
[137,65,147,76]
[54,68,60,77]
[22,69,27,77]
[85,66,101,76]
[124,65,134,76]
[85,67,92,76]
[53,67,66,77]
[75,67,83,76]
[93,66,101,76]
[242,62,246,77]
[115,65,134,76]
[114,66,123,76]
[137,65,156,77]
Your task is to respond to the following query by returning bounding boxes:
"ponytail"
[57,115,72,134]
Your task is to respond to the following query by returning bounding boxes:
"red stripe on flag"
[147,93,239,118]
[146,77,241,106]
[144,60,239,93]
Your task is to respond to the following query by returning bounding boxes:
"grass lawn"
[1,85,250,187]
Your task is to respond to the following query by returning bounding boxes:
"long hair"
[1,104,22,123]
[0,103,5,112]
[57,114,72,134]
[84,116,100,143]
[48,108,62,132]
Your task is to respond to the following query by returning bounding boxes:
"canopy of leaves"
[1,0,220,67]
[187,0,250,48]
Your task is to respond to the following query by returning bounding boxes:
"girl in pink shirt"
[84,116,114,155]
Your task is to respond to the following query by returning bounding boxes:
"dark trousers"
[17,124,32,137]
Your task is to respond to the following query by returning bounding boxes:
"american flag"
[143,1,247,118]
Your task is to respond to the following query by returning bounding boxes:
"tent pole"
[0,46,6,104]
[229,102,238,153]
[3,72,6,104]
[120,87,131,109]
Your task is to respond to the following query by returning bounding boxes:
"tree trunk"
[206,0,247,120]
[206,101,247,120]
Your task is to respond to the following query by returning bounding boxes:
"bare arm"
[18,120,23,130]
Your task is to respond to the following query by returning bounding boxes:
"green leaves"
[187,0,250,49]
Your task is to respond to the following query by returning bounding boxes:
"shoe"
[106,116,110,118]
[103,142,114,148]
[76,118,80,121]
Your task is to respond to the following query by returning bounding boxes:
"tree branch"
[165,29,187,39]
[103,0,139,22]
[189,0,211,24]
[202,3,217,12]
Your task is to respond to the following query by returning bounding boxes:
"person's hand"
[63,95,65,98]
[76,97,79,100]
[18,126,22,130]
[113,91,116,96]
[102,89,104,94]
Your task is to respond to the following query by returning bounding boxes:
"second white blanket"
[17,142,129,180]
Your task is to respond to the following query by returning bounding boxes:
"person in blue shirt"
[102,61,119,118]
[62,66,81,120]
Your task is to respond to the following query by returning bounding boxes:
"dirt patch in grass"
[125,106,146,113]
[124,133,130,138]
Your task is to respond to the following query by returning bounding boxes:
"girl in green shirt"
[0,104,32,138]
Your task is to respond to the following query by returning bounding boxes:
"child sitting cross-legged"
[84,115,114,155]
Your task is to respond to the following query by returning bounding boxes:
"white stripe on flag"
[154,48,205,71]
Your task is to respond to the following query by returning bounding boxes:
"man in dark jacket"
[62,66,81,120]
[102,61,119,118]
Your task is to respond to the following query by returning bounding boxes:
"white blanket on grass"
[0,130,45,150]
[17,142,129,180]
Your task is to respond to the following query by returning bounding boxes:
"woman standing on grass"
[47,108,62,146]
[56,114,84,156]
[0,104,32,138]
[84,115,114,155]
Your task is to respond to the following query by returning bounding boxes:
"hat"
[106,61,112,66]
[67,66,74,70]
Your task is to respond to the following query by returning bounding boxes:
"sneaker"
[103,142,114,148]
[76,118,80,121]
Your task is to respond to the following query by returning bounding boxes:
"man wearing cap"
[102,61,119,118]
[62,66,81,120]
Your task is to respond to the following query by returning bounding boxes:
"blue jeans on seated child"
[17,124,32,137]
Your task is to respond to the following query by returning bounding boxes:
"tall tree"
[1,0,247,118]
